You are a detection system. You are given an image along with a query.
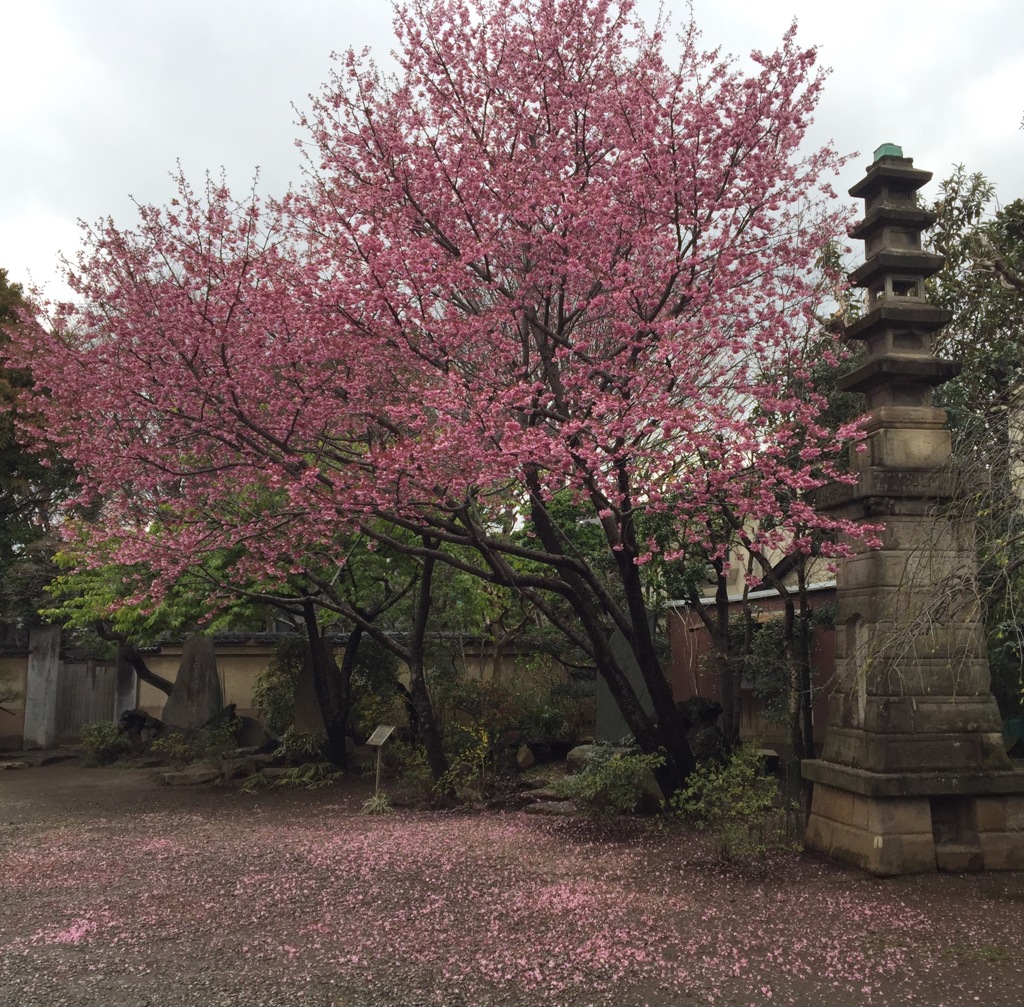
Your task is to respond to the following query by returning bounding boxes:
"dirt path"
[2,761,1023,1006]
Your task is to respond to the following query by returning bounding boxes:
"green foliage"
[739,617,789,725]
[198,718,242,755]
[241,762,343,792]
[380,739,433,792]
[151,732,201,766]
[987,616,1024,719]
[436,723,492,799]
[150,720,241,766]
[361,790,394,815]
[80,720,132,764]
[554,748,665,815]
[433,667,583,744]
[269,762,343,789]
[0,268,77,634]
[930,169,1024,436]
[0,666,19,709]
[349,637,402,741]
[43,545,262,648]
[277,726,328,763]
[667,743,792,859]
[927,169,1024,708]
[251,636,306,735]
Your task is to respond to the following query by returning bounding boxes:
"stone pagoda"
[802,144,1024,874]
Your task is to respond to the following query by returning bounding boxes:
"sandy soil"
[1,760,1023,1007]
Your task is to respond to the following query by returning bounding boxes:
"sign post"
[366,724,396,797]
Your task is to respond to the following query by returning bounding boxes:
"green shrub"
[436,723,493,799]
[80,721,132,764]
[198,718,241,756]
[251,637,306,735]
[350,637,403,742]
[381,740,432,792]
[277,726,327,763]
[553,748,665,815]
[151,732,201,766]
[241,762,342,792]
[361,790,394,815]
[667,743,793,859]
[0,667,19,709]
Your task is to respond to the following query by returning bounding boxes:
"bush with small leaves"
[277,726,328,764]
[251,637,306,735]
[667,743,794,860]
[554,748,665,815]
[436,723,493,800]
[80,721,132,764]
[151,732,201,767]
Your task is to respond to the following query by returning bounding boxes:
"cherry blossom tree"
[12,0,869,791]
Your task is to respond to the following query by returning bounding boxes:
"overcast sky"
[2,0,1022,300]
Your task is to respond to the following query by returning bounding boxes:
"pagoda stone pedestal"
[802,146,1024,875]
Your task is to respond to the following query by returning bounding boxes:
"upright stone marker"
[161,634,223,731]
[22,625,61,749]
[803,145,1024,874]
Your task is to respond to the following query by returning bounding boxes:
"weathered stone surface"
[977,833,1024,871]
[162,635,223,731]
[804,759,1024,799]
[523,787,563,801]
[516,744,536,770]
[158,766,220,786]
[22,625,61,749]
[0,761,30,770]
[935,843,984,873]
[566,744,628,772]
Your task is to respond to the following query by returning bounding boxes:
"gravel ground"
[1,760,1023,1007]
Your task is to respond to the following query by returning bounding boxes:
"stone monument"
[802,144,1024,874]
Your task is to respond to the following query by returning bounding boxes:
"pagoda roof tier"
[849,158,933,198]
[844,303,952,341]
[836,354,960,395]
[850,249,947,287]
[849,205,938,239]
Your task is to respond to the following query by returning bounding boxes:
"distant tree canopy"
[928,170,1024,718]
[0,268,77,639]
[929,168,1024,446]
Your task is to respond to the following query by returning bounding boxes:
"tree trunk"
[117,639,174,697]
[783,590,806,762]
[797,565,816,758]
[301,600,351,769]
[409,544,448,787]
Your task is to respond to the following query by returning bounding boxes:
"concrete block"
[879,833,938,875]
[861,697,1003,735]
[1007,796,1024,831]
[843,549,964,591]
[935,843,983,873]
[865,796,931,835]
[970,797,1007,833]
[23,625,61,749]
[804,813,834,857]
[809,782,856,828]
[867,735,983,773]
[978,833,1024,871]
[869,427,952,469]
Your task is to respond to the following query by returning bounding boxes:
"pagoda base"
[803,760,1024,875]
